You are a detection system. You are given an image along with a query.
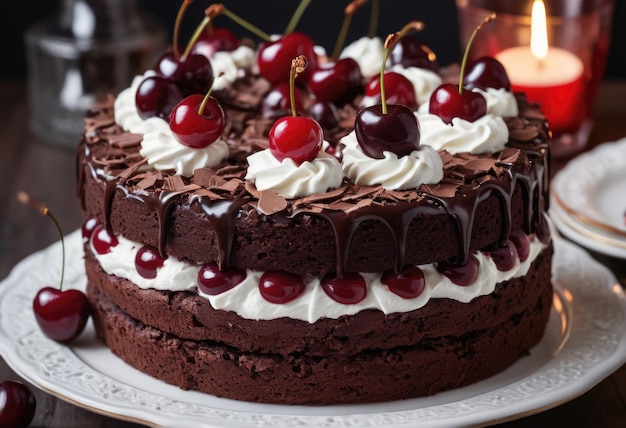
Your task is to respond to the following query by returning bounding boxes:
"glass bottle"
[24,0,167,147]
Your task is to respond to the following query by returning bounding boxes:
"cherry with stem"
[354,22,424,159]
[207,3,317,85]
[307,1,364,105]
[18,192,91,343]
[170,72,226,148]
[428,13,496,124]
[268,55,323,165]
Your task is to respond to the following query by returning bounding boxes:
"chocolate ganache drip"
[77,88,549,277]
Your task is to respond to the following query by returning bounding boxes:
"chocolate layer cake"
[77,26,553,404]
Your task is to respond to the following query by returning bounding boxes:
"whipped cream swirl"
[416,86,514,155]
[90,231,546,323]
[340,36,385,79]
[416,112,510,155]
[245,149,343,199]
[114,71,229,177]
[340,131,443,190]
[210,45,256,90]
[475,87,519,117]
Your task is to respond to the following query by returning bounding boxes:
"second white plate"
[552,137,626,238]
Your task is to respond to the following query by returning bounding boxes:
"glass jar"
[25,0,167,147]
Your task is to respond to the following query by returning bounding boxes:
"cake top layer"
[77,23,551,276]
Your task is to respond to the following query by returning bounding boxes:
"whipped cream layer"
[340,131,443,190]
[114,71,229,176]
[245,149,344,198]
[90,232,546,323]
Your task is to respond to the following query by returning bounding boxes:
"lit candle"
[495,0,585,134]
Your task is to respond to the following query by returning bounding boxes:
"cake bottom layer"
[86,248,553,405]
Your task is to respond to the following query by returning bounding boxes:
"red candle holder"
[455,0,615,158]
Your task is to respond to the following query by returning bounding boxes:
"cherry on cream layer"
[340,132,443,190]
[89,233,547,323]
[415,88,518,155]
[114,70,229,177]
[245,148,344,198]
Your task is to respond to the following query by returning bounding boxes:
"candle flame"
[530,0,548,60]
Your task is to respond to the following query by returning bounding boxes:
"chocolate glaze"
[77,79,549,277]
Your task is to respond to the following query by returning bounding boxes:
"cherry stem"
[289,55,307,117]
[198,72,224,115]
[207,3,272,42]
[181,9,213,60]
[458,12,496,94]
[173,0,194,59]
[17,192,65,291]
[368,0,379,38]
[331,0,366,59]
[380,21,424,114]
[284,0,313,34]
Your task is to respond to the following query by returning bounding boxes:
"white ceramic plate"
[1,231,625,428]
[550,201,626,259]
[552,137,626,238]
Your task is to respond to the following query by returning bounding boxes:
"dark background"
[3,0,625,80]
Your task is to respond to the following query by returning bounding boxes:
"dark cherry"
[269,115,323,165]
[381,265,426,299]
[321,273,367,305]
[33,287,91,342]
[135,75,183,120]
[354,104,420,159]
[257,32,318,85]
[91,224,119,255]
[190,27,240,59]
[429,83,486,124]
[509,230,530,262]
[135,245,165,279]
[154,51,214,96]
[386,36,438,72]
[81,217,98,241]
[325,142,344,162]
[262,82,305,119]
[364,72,418,111]
[0,380,36,428]
[307,57,362,104]
[437,255,479,286]
[309,100,340,130]
[197,263,246,295]
[535,216,552,244]
[259,271,305,304]
[464,56,511,91]
[487,239,518,271]
[169,94,225,148]
[429,13,494,124]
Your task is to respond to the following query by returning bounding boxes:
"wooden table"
[1,80,625,427]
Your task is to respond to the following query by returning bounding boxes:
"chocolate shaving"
[258,190,288,215]
[192,168,217,187]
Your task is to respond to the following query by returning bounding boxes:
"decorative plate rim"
[1,231,625,428]
[552,137,626,237]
